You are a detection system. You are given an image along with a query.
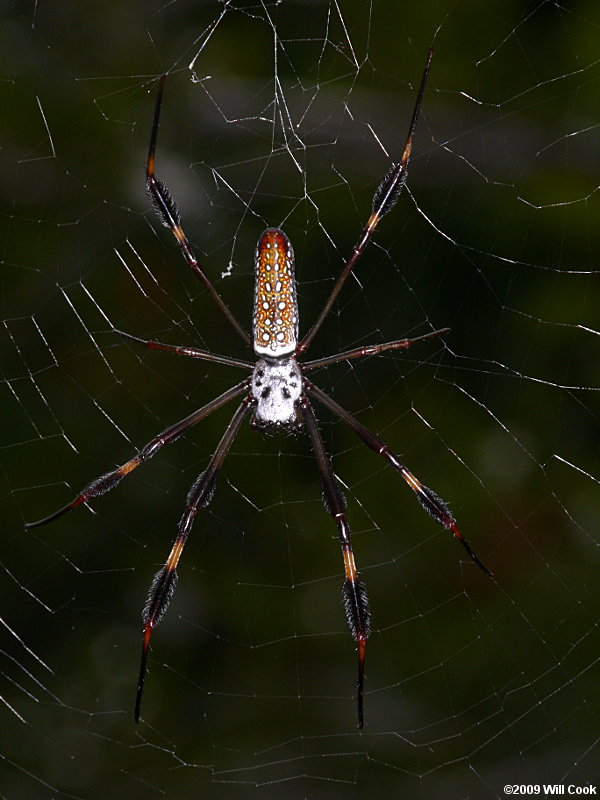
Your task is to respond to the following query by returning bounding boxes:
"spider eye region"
[253,227,298,358]
[251,357,302,435]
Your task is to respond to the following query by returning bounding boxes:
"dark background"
[1,1,598,798]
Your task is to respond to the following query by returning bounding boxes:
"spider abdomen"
[251,357,302,434]
[253,228,298,358]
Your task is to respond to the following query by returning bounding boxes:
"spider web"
[2,1,599,798]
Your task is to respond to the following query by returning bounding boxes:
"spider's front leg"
[305,379,493,577]
[299,395,371,729]
[134,396,252,723]
[24,381,250,531]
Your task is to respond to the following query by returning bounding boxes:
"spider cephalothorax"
[250,355,303,435]
[25,48,492,729]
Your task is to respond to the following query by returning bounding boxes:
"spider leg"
[299,395,371,729]
[114,329,253,370]
[297,48,434,355]
[302,327,449,370]
[305,379,493,578]
[135,395,252,723]
[24,379,250,530]
[146,75,250,347]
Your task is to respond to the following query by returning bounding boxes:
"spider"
[25,48,492,728]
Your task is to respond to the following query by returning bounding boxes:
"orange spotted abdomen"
[253,228,298,358]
